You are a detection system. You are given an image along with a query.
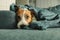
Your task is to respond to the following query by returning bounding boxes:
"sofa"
[0,5,60,40]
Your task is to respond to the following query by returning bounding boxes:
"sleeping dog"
[14,5,35,29]
[17,8,32,28]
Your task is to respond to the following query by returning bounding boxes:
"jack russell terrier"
[14,5,34,29]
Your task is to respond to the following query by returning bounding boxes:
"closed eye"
[25,15,29,19]
[18,16,21,19]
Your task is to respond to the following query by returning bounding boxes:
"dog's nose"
[20,25,26,29]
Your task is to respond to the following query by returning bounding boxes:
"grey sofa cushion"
[0,11,17,29]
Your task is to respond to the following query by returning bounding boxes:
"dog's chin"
[18,24,29,29]
[20,25,27,29]
[17,23,29,29]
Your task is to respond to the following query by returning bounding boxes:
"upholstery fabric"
[0,29,60,40]
[0,11,17,29]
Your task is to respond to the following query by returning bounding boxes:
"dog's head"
[15,5,34,28]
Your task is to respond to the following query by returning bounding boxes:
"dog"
[14,5,34,29]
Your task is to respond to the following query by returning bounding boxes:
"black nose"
[20,25,26,29]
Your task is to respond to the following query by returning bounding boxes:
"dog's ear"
[28,8,40,20]
[24,5,34,17]
[30,9,35,17]
[14,5,19,12]
[10,3,19,12]
[28,8,37,17]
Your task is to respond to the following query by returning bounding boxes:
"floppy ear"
[14,5,19,12]
[10,3,19,12]
[28,8,39,20]
[30,9,35,17]
[24,5,40,20]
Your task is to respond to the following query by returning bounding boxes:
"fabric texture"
[0,29,60,40]
[0,11,17,29]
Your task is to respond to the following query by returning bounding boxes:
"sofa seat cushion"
[0,28,60,40]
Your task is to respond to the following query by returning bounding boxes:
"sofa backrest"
[0,11,17,29]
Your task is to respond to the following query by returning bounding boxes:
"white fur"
[17,8,29,28]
